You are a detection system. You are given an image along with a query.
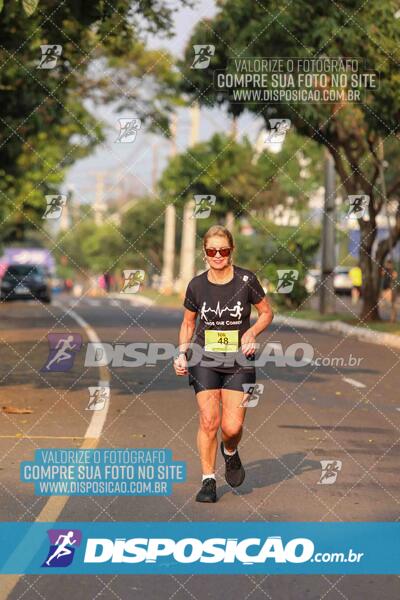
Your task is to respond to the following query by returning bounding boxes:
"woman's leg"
[196,389,221,475]
[220,388,247,452]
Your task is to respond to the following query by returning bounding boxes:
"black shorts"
[188,364,256,394]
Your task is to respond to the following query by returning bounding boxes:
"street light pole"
[161,113,178,294]
[319,149,336,314]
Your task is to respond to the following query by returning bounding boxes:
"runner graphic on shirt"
[200,300,244,321]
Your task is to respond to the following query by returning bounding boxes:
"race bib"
[204,329,239,352]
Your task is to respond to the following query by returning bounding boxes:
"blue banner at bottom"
[0,522,398,574]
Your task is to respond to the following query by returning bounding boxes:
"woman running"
[174,225,274,502]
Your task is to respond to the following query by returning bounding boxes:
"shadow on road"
[218,452,320,498]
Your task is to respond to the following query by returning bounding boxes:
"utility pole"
[93,171,107,226]
[225,115,237,232]
[189,102,200,147]
[161,204,176,294]
[59,200,70,232]
[319,150,336,314]
[151,143,159,195]
[178,105,199,293]
[230,115,238,141]
[179,199,196,291]
[226,211,235,233]
[160,113,178,294]
[170,112,177,157]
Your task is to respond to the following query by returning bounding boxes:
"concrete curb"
[274,315,400,351]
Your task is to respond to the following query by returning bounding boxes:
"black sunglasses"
[205,247,232,258]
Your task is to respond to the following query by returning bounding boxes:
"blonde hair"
[203,225,234,249]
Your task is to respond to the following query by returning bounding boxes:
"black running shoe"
[220,442,245,487]
[195,477,217,503]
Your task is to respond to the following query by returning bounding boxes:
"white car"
[333,266,353,295]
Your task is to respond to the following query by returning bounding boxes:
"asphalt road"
[0,294,399,599]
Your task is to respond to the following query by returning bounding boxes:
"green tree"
[180,0,400,320]
[235,221,321,308]
[53,197,165,278]
[120,198,165,277]
[159,131,322,221]
[0,0,189,242]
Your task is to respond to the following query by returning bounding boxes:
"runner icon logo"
[240,383,264,408]
[193,195,216,218]
[43,194,67,219]
[276,270,299,294]
[37,44,62,69]
[41,333,82,372]
[115,118,141,143]
[191,45,215,69]
[121,270,145,294]
[347,195,370,219]
[86,386,110,411]
[265,119,291,145]
[318,460,342,485]
[42,529,82,568]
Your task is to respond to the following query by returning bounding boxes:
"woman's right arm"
[174,309,197,376]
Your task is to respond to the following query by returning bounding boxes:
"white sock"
[224,446,237,456]
[202,473,216,481]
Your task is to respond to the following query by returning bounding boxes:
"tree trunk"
[359,219,381,321]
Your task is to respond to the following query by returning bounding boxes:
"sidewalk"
[307,292,400,323]
[276,293,400,350]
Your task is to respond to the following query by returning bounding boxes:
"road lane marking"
[87,298,101,307]
[0,301,110,599]
[342,377,366,389]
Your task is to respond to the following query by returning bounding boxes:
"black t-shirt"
[183,265,265,370]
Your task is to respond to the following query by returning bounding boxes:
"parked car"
[0,264,52,302]
[333,266,353,295]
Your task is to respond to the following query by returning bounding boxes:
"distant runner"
[174,225,274,502]
[349,265,362,305]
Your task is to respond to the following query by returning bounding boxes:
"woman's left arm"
[250,297,274,335]
[241,297,274,355]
